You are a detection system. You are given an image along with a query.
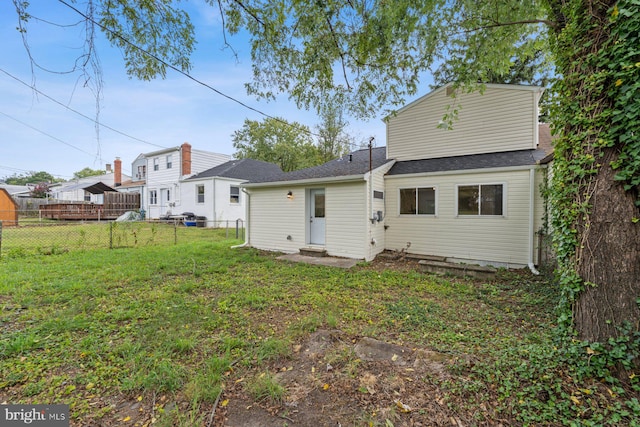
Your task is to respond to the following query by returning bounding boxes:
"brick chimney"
[181,142,192,176]
[114,157,122,187]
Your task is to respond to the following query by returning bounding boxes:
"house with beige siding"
[241,147,394,261]
[240,84,553,268]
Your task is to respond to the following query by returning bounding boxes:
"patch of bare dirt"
[217,329,475,427]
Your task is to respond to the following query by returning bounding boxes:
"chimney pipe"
[114,157,122,187]
[181,142,192,176]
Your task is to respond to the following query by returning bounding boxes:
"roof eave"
[243,174,366,188]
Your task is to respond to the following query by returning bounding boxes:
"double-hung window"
[149,190,158,205]
[399,187,436,215]
[230,186,240,204]
[196,185,205,203]
[166,154,173,169]
[153,158,159,171]
[457,184,504,216]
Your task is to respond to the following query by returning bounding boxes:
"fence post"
[174,221,178,245]
[109,222,113,249]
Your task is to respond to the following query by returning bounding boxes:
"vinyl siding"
[387,86,539,161]
[145,148,230,219]
[367,162,396,260]
[190,150,231,176]
[180,177,246,226]
[384,168,537,267]
[325,183,368,259]
[248,186,307,253]
[248,181,375,259]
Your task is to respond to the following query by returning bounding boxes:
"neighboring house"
[117,154,147,210]
[181,158,283,227]
[0,187,19,226]
[241,84,553,269]
[143,142,231,219]
[51,158,130,203]
[242,146,394,261]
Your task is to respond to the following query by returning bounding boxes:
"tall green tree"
[316,104,353,163]
[15,1,640,353]
[232,117,319,172]
[3,171,58,185]
[73,167,106,179]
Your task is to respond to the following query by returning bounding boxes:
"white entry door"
[309,189,326,245]
[160,188,171,216]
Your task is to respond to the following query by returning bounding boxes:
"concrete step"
[299,247,328,258]
[418,260,496,280]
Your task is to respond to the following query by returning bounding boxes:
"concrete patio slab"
[277,253,360,269]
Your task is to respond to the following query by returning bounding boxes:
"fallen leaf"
[123,416,131,422]
[323,383,330,390]
[391,354,399,362]
[394,400,411,413]
[137,395,143,402]
[570,395,581,405]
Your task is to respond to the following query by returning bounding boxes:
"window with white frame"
[196,185,205,203]
[230,186,240,204]
[84,191,91,202]
[399,187,436,215]
[153,158,159,171]
[457,184,504,216]
[137,165,146,180]
[149,190,158,205]
[166,154,172,169]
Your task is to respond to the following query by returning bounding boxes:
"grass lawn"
[0,232,638,426]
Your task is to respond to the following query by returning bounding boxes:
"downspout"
[212,177,216,226]
[528,168,540,275]
[231,187,250,249]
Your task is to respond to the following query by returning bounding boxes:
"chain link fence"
[0,217,245,259]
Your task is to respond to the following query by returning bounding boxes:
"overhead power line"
[0,68,167,149]
[0,110,98,158]
[57,0,322,139]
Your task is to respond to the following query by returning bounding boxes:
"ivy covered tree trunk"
[574,147,640,343]
[550,0,640,346]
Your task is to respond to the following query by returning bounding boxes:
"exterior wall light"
[287,191,293,199]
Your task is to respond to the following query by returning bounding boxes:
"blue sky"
[0,1,428,181]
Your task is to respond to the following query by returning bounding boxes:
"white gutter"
[231,187,250,249]
[528,168,540,275]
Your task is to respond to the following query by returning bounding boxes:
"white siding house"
[242,147,394,261]
[241,84,553,269]
[51,158,130,203]
[181,159,282,227]
[143,143,230,219]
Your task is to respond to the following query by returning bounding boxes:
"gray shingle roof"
[387,148,549,176]
[186,158,283,182]
[245,146,390,184]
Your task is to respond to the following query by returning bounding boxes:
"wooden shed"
[0,188,19,226]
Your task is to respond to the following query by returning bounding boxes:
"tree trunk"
[574,147,640,343]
